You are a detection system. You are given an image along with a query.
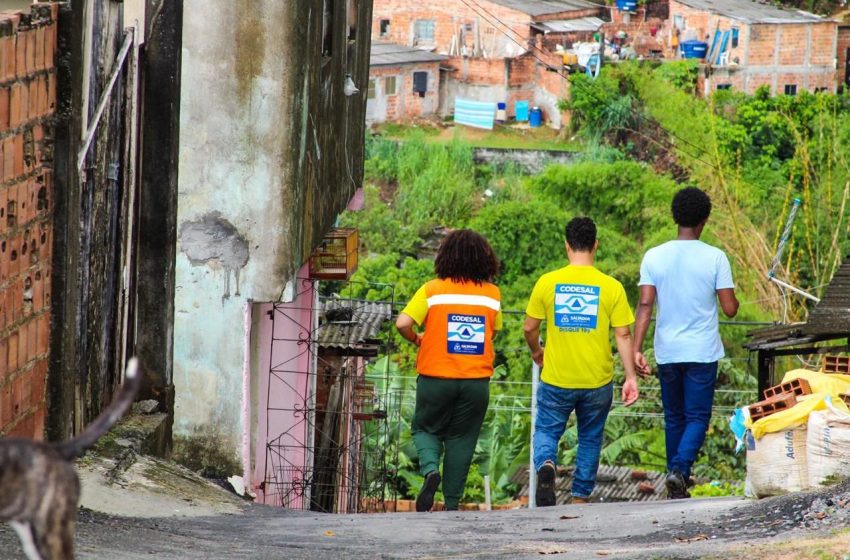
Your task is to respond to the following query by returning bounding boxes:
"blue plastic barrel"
[680,40,709,59]
[515,101,529,122]
[529,107,542,128]
[616,0,638,11]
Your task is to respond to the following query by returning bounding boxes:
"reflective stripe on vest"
[426,294,501,311]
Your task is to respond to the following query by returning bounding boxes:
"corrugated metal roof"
[512,465,667,503]
[370,42,447,67]
[317,298,392,354]
[746,257,850,349]
[487,0,602,16]
[533,16,604,32]
[674,0,829,24]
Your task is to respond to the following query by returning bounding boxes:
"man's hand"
[531,348,544,368]
[621,377,639,407]
[635,351,651,379]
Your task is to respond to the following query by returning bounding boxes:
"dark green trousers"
[411,375,490,510]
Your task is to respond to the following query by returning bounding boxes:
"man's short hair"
[671,187,712,227]
[565,217,597,252]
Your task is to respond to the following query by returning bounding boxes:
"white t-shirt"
[638,240,735,364]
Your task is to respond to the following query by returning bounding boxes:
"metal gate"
[258,279,403,513]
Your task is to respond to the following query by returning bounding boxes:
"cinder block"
[763,377,812,400]
[14,33,25,79]
[0,381,12,428]
[34,26,44,71]
[36,311,48,355]
[31,358,46,403]
[2,36,15,80]
[0,86,9,130]
[823,355,850,374]
[747,392,798,422]
[27,78,38,121]
[6,331,18,374]
[26,315,37,362]
[16,322,26,364]
[24,30,35,75]
[0,337,7,380]
[8,82,21,128]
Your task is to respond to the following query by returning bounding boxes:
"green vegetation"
[373,122,581,151]
[342,62,850,505]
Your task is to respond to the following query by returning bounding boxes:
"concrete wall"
[175,0,371,462]
[0,4,57,438]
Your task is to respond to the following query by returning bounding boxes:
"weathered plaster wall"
[175,0,371,460]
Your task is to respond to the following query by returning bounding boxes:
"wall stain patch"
[179,212,250,301]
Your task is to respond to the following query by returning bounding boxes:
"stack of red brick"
[0,3,57,439]
[748,355,850,422]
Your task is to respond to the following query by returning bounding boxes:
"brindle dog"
[0,358,141,560]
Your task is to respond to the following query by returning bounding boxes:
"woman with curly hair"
[396,229,501,512]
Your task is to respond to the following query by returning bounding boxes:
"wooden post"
[757,350,774,399]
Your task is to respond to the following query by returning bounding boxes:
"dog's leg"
[10,521,44,560]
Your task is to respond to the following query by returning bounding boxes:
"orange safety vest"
[415,279,501,379]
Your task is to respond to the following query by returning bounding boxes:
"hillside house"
[668,0,838,95]
[372,0,604,57]
[372,0,600,127]
[367,42,446,123]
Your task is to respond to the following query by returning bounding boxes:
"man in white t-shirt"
[633,187,739,499]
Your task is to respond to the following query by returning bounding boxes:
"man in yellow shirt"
[524,217,639,506]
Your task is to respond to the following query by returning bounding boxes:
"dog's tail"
[55,357,142,460]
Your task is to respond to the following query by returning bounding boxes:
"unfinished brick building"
[0,4,57,439]
[367,42,445,123]
[669,0,837,95]
[371,0,595,126]
[372,0,603,57]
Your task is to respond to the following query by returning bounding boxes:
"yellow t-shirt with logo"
[526,265,634,389]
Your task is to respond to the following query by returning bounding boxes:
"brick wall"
[839,26,850,88]
[369,61,441,120]
[602,6,669,57]
[0,4,56,439]
[372,0,534,57]
[668,0,837,95]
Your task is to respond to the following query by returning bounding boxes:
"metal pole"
[768,277,820,303]
[529,358,540,508]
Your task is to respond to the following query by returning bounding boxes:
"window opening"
[367,78,377,99]
[784,84,797,96]
[379,19,390,37]
[384,76,397,95]
[414,19,435,45]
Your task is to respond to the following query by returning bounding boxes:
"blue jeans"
[657,362,718,479]
[533,381,613,498]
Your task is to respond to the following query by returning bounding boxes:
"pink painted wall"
[250,269,316,507]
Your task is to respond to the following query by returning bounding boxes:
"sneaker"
[416,471,441,512]
[536,461,557,507]
[567,495,589,504]
[665,470,689,500]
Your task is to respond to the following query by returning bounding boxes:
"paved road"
[0,497,770,560]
